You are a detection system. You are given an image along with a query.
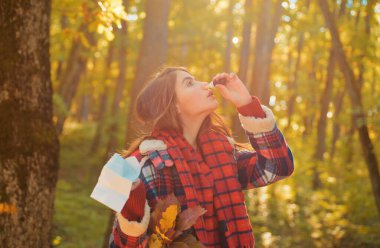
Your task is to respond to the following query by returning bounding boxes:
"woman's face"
[174,70,218,117]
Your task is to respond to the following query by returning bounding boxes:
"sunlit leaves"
[148,194,206,247]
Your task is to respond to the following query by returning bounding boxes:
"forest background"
[0,0,379,247]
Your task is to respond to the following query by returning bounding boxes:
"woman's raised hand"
[211,72,252,107]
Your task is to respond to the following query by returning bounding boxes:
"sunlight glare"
[269,96,276,106]
[98,1,106,12]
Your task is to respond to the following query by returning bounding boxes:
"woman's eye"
[186,80,193,86]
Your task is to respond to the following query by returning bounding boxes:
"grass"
[52,122,112,248]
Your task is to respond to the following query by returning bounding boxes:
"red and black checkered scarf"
[151,128,254,248]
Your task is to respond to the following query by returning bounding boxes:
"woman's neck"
[181,114,206,150]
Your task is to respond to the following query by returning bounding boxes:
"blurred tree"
[101,0,131,247]
[124,0,171,145]
[55,20,97,135]
[0,0,60,247]
[318,0,380,215]
[286,0,310,132]
[89,43,115,154]
[238,0,253,85]
[249,0,282,105]
[231,0,253,142]
[221,0,235,110]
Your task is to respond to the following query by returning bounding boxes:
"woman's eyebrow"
[182,76,195,84]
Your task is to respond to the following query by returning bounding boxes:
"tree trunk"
[89,41,115,155]
[302,54,317,139]
[312,47,336,189]
[104,2,130,165]
[221,0,234,110]
[0,1,60,247]
[55,24,96,135]
[102,1,134,246]
[231,0,253,142]
[249,0,282,105]
[55,15,68,81]
[224,0,234,74]
[124,0,170,145]
[286,32,304,131]
[330,88,346,160]
[318,0,380,216]
[285,0,310,131]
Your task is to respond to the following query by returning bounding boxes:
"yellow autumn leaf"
[159,204,178,233]
[155,226,172,242]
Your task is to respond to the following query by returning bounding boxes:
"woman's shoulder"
[136,139,174,171]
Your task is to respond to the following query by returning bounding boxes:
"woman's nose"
[197,81,208,89]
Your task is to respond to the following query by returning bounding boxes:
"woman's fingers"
[212,72,238,85]
[214,84,231,100]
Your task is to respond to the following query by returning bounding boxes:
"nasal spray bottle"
[207,77,227,89]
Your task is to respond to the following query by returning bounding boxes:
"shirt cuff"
[236,96,266,118]
[120,180,146,222]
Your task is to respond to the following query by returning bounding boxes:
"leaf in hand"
[170,234,206,248]
[160,204,179,233]
[174,206,207,239]
[149,199,164,231]
[150,194,179,230]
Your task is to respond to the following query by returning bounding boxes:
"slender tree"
[101,1,131,246]
[318,0,380,215]
[231,0,253,142]
[55,22,96,135]
[286,0,311,131]
[249,0,282,105]
[124,0,170,145]
[89,42,115,154]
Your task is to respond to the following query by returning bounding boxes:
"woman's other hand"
[211,72,252,107]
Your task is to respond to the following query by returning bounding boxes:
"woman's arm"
[110,145,174,248]
[233,100,294,189]
[109,148,160,248]
[110,178,150,247]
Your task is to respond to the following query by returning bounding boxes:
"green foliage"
[52,123,110,247]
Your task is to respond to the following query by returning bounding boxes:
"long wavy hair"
[120,66,241,158]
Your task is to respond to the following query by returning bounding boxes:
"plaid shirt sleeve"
[109,215,149,248]
[235,122,294,189]
[108,149,172,248]
[108,154,154,248]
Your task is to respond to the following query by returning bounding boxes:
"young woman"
[109,67,294,248]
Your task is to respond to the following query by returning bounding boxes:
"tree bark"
[0,0,60,247]
[318,0,380,216]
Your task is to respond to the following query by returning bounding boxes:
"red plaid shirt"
[110,99,294,247]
